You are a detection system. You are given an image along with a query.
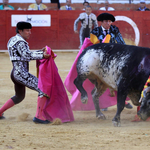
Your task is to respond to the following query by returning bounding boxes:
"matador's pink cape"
[64,38,128,111]
[37,46,74,122]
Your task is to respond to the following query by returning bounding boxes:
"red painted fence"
[0,10,150,50]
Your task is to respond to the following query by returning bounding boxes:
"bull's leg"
[112,86,128,127]
[74,75,88,104]
[90,78,107,120]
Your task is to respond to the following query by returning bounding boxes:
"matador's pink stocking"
[35,96,47,120]
[0,99,15,116]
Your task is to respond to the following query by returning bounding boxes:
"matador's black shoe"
[0,113,5,119]
[125,103,133,109]
[33,117,51,124]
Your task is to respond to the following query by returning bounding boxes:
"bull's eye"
[141,101,145,106]
[147,100,150,106]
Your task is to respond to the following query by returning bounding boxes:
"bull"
[74,43,150,126]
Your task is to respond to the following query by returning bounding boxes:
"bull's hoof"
[112,117,121,127]
[81,96,88,104]
[112,121,121,127]
[96,114,106,120]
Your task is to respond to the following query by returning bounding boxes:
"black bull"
[74,43,150,126]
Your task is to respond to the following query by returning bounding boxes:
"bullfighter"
[0,21,51,124]
[74,5,98,48]
[91,13,133,110]
[65,12,133,112]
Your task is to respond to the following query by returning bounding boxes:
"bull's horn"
[139,97,142,103]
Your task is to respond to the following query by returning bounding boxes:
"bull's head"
[137,92,150,121]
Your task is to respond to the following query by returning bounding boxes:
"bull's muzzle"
[137,111,148,121]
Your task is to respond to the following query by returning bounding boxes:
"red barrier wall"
[0,10,150,50]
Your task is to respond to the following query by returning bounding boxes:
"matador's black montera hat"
[16,21,32,30]
[97,13,115,22]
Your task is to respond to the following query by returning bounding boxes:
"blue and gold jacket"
[91,25,125,44]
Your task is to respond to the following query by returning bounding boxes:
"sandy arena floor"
[0,52,150,150]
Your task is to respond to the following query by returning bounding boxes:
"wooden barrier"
[0,10,150,50]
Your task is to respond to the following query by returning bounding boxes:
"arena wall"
[0,10,150,50]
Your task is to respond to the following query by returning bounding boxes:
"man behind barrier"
[74,5,98,49]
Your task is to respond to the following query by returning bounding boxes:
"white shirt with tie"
[101,26,109,35]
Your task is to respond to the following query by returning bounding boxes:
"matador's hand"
[43,51,50,59]
[74,30,78,34]
[42,47,46,52]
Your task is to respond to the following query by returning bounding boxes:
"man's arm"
[115,32,126,44]
[28,4,34,10]
[17,41,44,60]
[74,16,81,33]
[60,6,66,10]
[41,4,47,10]
[114,26,126,44]
[92,14,98,28]
[91,27,100,38]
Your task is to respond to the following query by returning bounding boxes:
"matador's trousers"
[11,61,45,104]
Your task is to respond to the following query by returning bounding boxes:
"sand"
[0,52,150,150]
